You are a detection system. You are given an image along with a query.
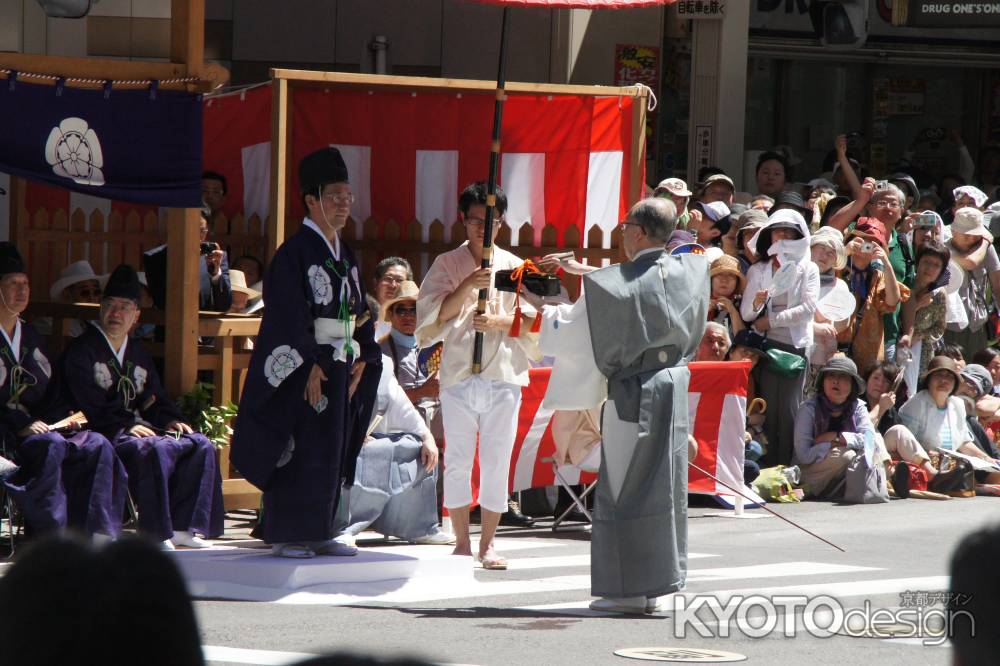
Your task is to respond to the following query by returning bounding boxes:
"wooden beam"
[164,208,200,398]
[170,0,205,76]
[271,69,644,99]
[267,77,290,263]
[0,54,224,92]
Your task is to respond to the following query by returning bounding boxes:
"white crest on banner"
[45,117,106,187]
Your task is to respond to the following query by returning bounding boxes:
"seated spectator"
[0,245,126,540]
[334,354,453,547]
[379,282,441,438]
[792,357,887,499]
[654,178,692,229]
[898,240,950,380]
[943,208,1000,357]
[938,342,967,370]
[708,256,745,339]
[732,209,767,273]
[373,257,413,340]
[0,536,205,666]
[955,363,1000,461]
[46,260,103,338]
[232,254,264,310]
[840,219,905,377]
[227,269,261,314]
[755,151,789,199]
[971,345,1000,398]
[896,356,1000,483]
[809,227,851,385]
[53,265,224,549]
[863,361,904,436]
[700,173,735,208]
[696,321,730,362]
[232,254,263,290]
[741,210,819,465]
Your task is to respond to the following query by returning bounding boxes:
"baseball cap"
[654,178,692,197]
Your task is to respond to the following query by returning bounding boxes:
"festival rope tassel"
[506,259,545,338]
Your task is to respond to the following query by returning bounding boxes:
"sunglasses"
[392,306,417,316]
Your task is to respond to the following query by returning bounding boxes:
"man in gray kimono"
[541,198,708,614]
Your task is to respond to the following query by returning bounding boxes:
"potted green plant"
[177,382,238,478]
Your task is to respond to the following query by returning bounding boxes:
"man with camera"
[141,207,232,314]
[415,181,541,570]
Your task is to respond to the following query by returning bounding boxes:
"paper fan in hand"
[418,343,443,376]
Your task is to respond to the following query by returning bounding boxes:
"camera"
[860,241,876,254]
[919,211,937,226]
[874,180,889,192]
[199,241,219,256]
[494,269,561,297]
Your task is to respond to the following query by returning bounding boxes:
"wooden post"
[628,88,649,207]
[160,0,205,398]
[164,208,200,397]
[267,77,291,262]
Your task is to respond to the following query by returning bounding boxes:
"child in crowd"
[709,255,746,339]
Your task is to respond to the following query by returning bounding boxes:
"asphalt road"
[195,496,998,666]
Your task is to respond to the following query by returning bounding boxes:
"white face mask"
[769,236,810,263]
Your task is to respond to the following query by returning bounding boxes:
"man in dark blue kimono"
[55,265,224,549]
[231,147,381,558]
[0,243,127,539]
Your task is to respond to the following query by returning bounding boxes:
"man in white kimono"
[541,198,708,614]
[416,182,540,570]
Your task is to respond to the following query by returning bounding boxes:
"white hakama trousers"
[440,376,521,513]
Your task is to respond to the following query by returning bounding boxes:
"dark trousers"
[5,430,127,537]
[115,432,224,541]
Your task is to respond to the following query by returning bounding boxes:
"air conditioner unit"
[809,0,870,49]
[35,0,99,18]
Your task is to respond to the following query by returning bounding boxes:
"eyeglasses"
[102,299,136,314]
[873,200,901,210]
[392,306,417,316]
[321,192,355,206]
[379,275,406,285]
[464,216,501,228]
[618,221,641,231]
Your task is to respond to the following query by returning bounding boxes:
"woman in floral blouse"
[899,240,950,381]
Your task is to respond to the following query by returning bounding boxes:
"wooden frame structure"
[0,0,227,399]
[265,69,650,263]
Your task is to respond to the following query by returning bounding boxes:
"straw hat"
[709,255,746,292]
[381,280,419,321]
[810,226,848,270]
[229,269,261,300]
[50,260,103,301]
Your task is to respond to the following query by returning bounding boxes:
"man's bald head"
[628,198,678,243]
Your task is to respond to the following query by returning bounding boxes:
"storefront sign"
[615,44,660,88]
[677,0,726,18]
[695,125,714,173]
[892,0,1000,27]
[886,79,925,116]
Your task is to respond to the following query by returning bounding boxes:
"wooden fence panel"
[17,201,617,302]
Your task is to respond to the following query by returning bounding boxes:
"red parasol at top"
[470,0,671,6]
[464,0,675,372]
